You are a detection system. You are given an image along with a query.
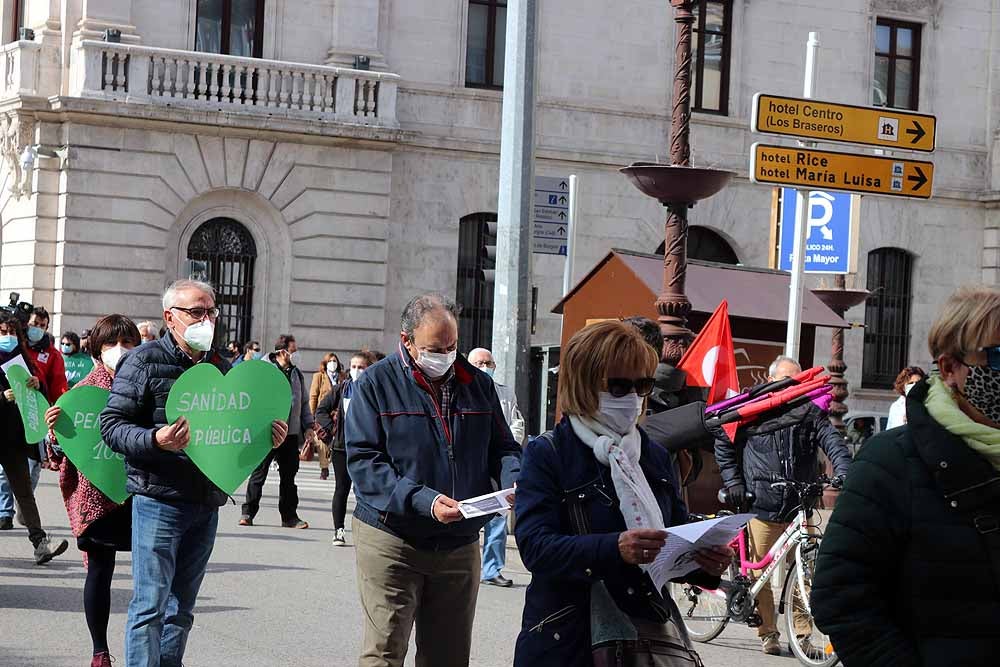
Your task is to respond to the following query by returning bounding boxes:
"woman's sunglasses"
[606,377,656,398]
[978,346,1000,371]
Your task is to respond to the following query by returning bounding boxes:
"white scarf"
[569,415,666,542]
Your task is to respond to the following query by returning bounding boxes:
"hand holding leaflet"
[457,488,516,519]
[647,513,755,592]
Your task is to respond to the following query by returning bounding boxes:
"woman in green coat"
[812,285,1000,665]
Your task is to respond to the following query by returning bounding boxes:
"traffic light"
[482,220,497,284]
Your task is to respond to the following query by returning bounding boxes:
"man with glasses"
[346,293,521,667]
[468,347,525,588]
[101,279,288,667]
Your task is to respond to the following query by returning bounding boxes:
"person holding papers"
[513,320,731,667]
[0,309,68,563]
[345,293,521,667]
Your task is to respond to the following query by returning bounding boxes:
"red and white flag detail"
[677,300,740,439]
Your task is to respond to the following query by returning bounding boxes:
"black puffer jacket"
[812,380,1000,665]
[99,333,230,506]
[715,401,851,521]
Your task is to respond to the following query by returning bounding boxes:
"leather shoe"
[482,575,513,588]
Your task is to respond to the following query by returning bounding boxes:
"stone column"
[75,0,139,42]
[0,112,60,315]
[325,0,388,70]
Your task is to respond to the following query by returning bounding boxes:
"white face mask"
[350,367,363,382]
[903,382,916,396]
[289,351,302,366]
[181,319,215,352]
[416,350,457,379]
[595,392,644,436]
[326,361,340,374]
[101,344,127,373]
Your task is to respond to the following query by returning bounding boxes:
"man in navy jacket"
[346,293,521,667]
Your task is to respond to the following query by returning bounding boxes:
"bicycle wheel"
[784,541,839,666]
[668,564,732,643]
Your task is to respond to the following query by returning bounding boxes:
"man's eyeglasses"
[606,377,656,398]
[170,306,220,321]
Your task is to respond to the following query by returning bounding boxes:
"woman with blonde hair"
[513,320,731,666]
[813,285,1000,665]
[309,352,344,479]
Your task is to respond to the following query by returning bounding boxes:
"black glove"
[832,474,846,490]
[725,483,747,508]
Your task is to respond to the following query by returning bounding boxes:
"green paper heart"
[166,360,292,495]
[6,364,50,442]
[53,386,128,504]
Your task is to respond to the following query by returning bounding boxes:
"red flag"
[677,300,740,407]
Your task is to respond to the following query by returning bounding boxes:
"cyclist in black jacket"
[713,355,851,657]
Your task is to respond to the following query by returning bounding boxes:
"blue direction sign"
[778,188,857,274]
[533,175,569,255]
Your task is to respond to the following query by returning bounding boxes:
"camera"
[2,292,33,325]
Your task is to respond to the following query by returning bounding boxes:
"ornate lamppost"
[621,1,733,364]
[812,275,870,432]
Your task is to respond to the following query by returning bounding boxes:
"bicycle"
[668,475,839,667]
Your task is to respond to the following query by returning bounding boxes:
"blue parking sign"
[778,188,856,274]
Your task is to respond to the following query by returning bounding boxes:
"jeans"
[0,465,13,518]
[125,494,219,667]
[480,515,508,580]
[241,435,301,523]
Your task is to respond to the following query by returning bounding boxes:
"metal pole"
[784,31,820,359]
[492,0,537,406]
[562,174,579,297]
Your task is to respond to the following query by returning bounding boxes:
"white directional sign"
[533,175,569,255]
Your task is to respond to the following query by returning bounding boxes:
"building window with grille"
[456,213,497,352]
[691,0,732,115]
[187,218,257,348]
[465,0,506,89]
[195,0,265,57]
[873,18,921,110]
[862,247,914,389]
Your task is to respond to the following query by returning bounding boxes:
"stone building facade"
[0,0,995,416]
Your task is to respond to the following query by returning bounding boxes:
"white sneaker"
[34,537,68,565]
[332,528,347,546]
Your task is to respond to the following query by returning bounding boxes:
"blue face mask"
[483,367,495,378]
[27,326,45,345]
[61,344,74,355]
[0,335,17,353]
[252,352,265,360]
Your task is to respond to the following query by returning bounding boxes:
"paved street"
[2,463,791,666]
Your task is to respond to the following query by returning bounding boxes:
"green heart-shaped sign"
[166,360,292,495]
[53,386,128,504]
[6,364,51,442]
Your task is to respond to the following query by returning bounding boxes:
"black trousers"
[0,439,46,546]
[330,448,352,530]
[241,434,301,522]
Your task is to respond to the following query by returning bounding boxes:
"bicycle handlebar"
[717,475,840,507]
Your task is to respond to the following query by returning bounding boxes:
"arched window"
[187,218,257,348]
[456,213,497,353]
[862,248,914,389]
[656,226,739,264]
